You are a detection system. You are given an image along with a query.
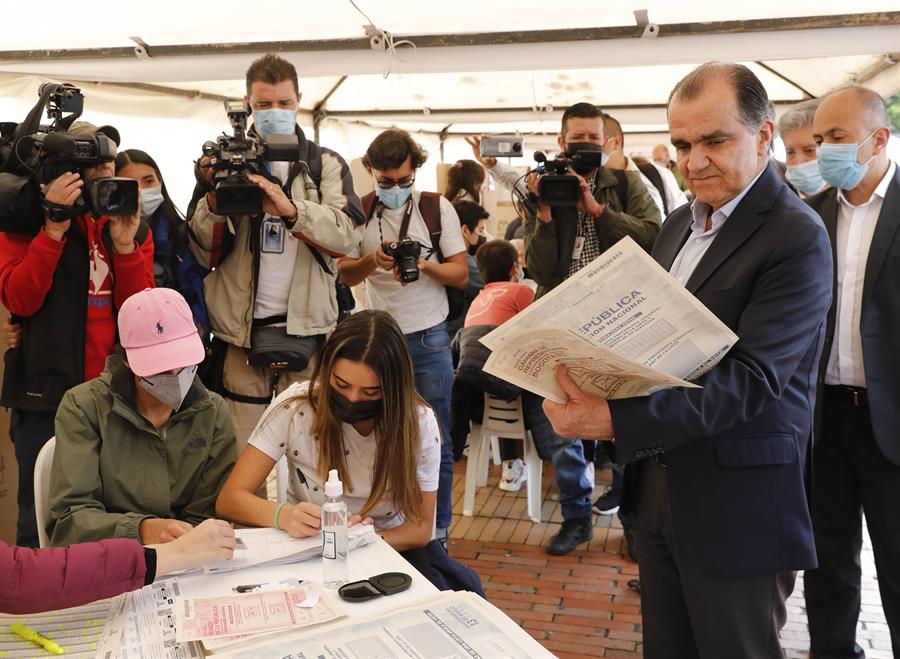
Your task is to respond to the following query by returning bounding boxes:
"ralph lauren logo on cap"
[156,321,164,334]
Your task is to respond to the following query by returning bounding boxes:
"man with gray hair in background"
[778,98,829,197]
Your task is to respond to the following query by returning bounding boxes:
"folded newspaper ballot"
[482,236,739,403]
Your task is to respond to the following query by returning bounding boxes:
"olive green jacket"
[524,167,661,298]
[48,355,236,546]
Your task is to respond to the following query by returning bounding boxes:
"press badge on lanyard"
[261,217,285,254]
[572,236,586,260]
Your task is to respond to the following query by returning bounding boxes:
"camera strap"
[41,195,79,222]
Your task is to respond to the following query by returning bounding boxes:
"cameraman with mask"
[337,129,468,546]
[520,102,660,555]
[0,122,154,548]
[189,53,364,451]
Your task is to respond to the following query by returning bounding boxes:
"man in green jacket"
[48,288,236,546]
[524,102,661,298]
[520,102,660,555]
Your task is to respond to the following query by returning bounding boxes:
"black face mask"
[468,234,487,256]
[565,141,606,175]
[328,387,383,424]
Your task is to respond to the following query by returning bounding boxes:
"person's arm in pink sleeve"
[112,227,155,309]
[0,538,147,614]
[0,231,66,317]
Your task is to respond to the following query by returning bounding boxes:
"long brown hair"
[444,159,485,203]
[306,311,426,522]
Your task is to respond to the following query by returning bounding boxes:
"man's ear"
[557,134,567,152]
[244,95,251,115]
[758,118,776,156]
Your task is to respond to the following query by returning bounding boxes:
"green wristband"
[273,502,288,531]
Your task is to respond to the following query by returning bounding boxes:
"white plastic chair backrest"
[482,394,526,435]
[33,436,56,548]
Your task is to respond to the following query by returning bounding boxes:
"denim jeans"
[406,322,455,530]
[521,392,593,520]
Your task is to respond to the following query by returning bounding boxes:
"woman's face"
[118,162,161,190]
[329,358,382,403]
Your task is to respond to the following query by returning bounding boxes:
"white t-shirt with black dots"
[248,382,441,530]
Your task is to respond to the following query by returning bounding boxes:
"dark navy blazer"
[610,163,833,577]
[806,166,900,465]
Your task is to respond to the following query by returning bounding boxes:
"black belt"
[824,385,868,408]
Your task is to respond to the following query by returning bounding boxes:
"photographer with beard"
[520,102,660,555]
[0,122,155,547]
[188,53,364,453]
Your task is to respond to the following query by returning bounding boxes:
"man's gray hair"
[777,99,821,135]
[669,62,770,133]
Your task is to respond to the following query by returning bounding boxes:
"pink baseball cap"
[118,288,205,377]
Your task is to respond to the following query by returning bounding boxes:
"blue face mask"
[816,131,876,191]
[785,160,826,196]
[139,186,165,219]
[253,108,296,140]
[375,183,413,210]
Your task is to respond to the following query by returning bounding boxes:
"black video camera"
[200,100,301,216]
[0,83,137,234]
[533,143,606,206]
[383,238,422,283]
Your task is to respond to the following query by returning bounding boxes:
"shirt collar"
[689,163,768,233]
[836,160,896,209]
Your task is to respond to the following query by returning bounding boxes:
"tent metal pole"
[753,62,816,99]
[2,13,897,62]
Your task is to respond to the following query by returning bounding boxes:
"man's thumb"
[555,363,583,401]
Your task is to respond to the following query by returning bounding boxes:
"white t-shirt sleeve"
[247,382,308,462]
[416,406,442,492]
[346,225,365,258]
[437,196,467,259]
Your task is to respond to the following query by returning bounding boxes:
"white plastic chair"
[463,394,543,523]
[33,436,56,548]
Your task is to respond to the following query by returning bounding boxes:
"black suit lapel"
[684,163,780,294]
[862,168,900,305]
[654,208,692,271]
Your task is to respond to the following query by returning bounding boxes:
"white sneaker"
[585,461,595,486]
[499,459,527,492]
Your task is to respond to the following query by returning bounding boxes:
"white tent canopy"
[2,2,899,211]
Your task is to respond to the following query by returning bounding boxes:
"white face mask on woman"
[137,364,198,410]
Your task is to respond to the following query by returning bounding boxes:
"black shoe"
[546,517,593,556]
[592,489,621,515]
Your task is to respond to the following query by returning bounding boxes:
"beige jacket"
[189,140,364,347]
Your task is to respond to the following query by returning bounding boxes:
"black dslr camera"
[200,100,301,216]
[383,238,421,283]
[0,83,137,233]
[533,143,606,206]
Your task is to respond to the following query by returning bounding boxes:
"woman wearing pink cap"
[46,288,237,546]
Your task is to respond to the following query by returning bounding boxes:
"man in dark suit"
[804,86,900,659]
[543,62,833,657]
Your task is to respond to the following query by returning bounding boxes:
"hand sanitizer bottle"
[322,469,349,588]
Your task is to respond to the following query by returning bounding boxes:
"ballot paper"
[174,585,344,643]
[119,579,204,659]
[202,523,377,574]
[220,591,554,658]
[0,593,129,659]
[482,236,738,403]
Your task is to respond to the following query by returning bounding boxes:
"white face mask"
[137,364,198,410]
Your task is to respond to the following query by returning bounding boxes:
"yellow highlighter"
[9,623,64,655]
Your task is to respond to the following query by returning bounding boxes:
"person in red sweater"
[0,518,234,614]
[0,123,154,548]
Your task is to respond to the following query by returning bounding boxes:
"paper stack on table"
[482,236,739,403]
[203,523,377,574]
[174,584,344,646]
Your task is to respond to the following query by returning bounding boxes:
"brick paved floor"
[448,460,890,658]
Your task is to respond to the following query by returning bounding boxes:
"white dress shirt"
[669,166,767,285]
[824,160,896,388]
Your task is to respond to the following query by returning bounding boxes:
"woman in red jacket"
[0,518,234,614]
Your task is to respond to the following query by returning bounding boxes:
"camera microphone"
[534,151,548,164]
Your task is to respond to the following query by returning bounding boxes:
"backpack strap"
[418,191,444,262]
[635,162,669,216]
[361,191,378,222]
